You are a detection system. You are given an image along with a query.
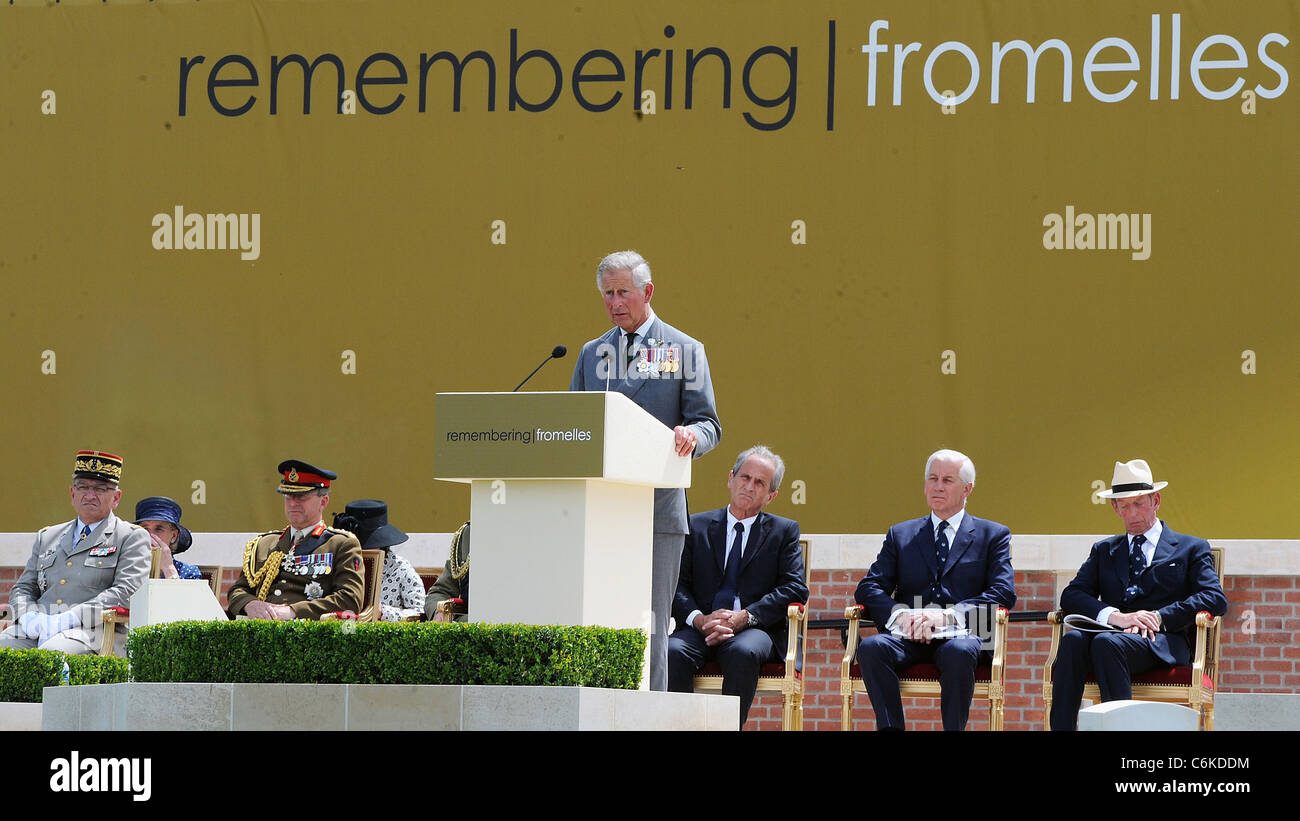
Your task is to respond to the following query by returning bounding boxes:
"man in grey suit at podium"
[570,250,722,690]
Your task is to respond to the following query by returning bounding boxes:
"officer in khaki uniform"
[0,450,151,655]
[226,460,364,620]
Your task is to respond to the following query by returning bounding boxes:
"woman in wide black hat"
[333,499,425,621]
[134,496,202,580]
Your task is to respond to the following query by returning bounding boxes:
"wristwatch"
[745,611,759,628]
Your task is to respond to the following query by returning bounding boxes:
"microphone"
[513,345,567,392]
[601,348,612,391]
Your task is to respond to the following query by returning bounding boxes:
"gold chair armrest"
[102,608,129,626]
[840,604,864,675]
[988,607,1009,699]
[435,598,468,619]
[1041,609,1067,716]
[784,602,806,686]
[1190,611,1221,682]
[100,607,129,656]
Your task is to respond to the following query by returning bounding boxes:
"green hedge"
[127,620,646,689]
[0,648,130,703]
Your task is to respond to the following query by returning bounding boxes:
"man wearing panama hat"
[1048,459,1227,730]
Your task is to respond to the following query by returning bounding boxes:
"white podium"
[128,579,229,629]
[434,391,690,643]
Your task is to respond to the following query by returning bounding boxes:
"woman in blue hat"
[134,497,202,580]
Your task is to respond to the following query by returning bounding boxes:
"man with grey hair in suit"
[570,250,722,690]
[854,448,1016,730]
[668,445,806,726]
[1,450,151,655]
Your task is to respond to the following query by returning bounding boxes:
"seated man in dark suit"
[667,445,807,728]
[1049,459,1228,730]
[854,449,1016,730]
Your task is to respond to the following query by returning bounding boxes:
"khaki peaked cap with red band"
[74,450,123,484]
[276,459,338,494]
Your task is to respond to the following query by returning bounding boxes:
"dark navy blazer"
[1061,524,1227,665]
[672,508,808,650]
[855,513,1016,634]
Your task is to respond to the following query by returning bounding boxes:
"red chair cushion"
[848,662,992,682]
[699,662,792,678]
[1084,666,1214,690]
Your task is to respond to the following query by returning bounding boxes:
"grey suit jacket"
[570,315,721,534]
[7,513,152,650]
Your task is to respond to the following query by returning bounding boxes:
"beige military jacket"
[6,513,152,651]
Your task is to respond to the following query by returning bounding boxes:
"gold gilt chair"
[691,538,811,731]
[321,548,385,623]
[1041,545,1224,730]
[99,547,165,655]
[197,565,225,598]
[839,605,1009,730]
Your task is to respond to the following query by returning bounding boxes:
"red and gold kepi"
[276,459,337,494]
[73,450,123,484]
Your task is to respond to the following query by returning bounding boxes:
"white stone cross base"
[1078,699,1199,731]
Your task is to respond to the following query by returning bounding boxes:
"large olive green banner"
[2,1,1295,538]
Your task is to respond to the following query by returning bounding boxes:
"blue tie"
[711,523,745,611]
[935,520,950,570]
[1124,534,1148,603]
[1129,533,1147,578]
[77,524,91,544]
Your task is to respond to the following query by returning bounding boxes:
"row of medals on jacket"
[635,339,680,373]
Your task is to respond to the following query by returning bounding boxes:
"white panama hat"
[1097,459,1168,499]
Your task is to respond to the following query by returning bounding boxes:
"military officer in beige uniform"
[226,460,364,620]
[1,450,151,655]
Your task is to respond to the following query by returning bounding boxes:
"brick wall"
[1220,576,1300,691]
[743,571,1300,731]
